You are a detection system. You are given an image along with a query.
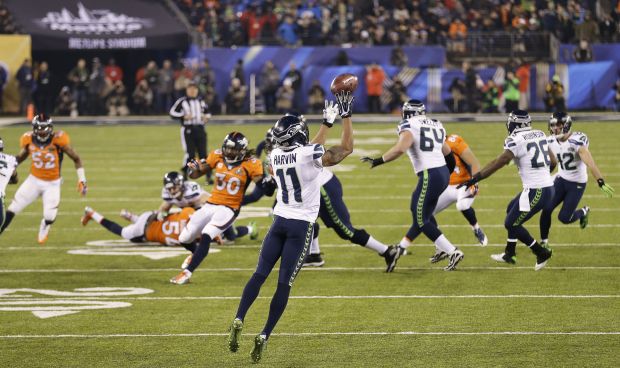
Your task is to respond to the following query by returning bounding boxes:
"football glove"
[186,158,202,172]
[598,179,615,198]
[335,91,354,118]
[157,211,168,222]
[457,173,482,190]
[322,100,339,127]
[77,181,87,196]
[8,172,18,184]
[360,156,385,168]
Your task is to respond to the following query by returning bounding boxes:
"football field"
[0,120,618,367]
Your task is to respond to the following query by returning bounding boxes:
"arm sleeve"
[242,184,266,205]
[255,140,266,158]
[312,144,324,168]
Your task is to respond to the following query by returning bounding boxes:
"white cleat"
[120,209,136,222]
[170,269,192,285]
[37,219,51,244]
[181,254,193,270]
[444,249,464,271]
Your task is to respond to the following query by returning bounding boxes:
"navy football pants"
[405,166,450,242]
[539,176,586,240]
[504,186,554,247]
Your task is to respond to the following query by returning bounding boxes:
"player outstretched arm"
[62,144,87,196]
[187,159,210,179]
[458,149,515,188]
[578,145,614,197]
[319,93,354,167]
[361,130,413,168]
[157,201,173,220]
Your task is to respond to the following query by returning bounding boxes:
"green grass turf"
[0,121,618,367]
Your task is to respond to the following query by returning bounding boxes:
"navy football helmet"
[272,115,309,149]
[0,137,4,152]
[222,131,249,164]
[506,110,531,134]
[32,114,53,142]
[284,111,307,124]
[163,171,184,199]
[549,112,572,137]
[402,99,426,119]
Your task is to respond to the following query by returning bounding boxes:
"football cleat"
[37,219,51,244]
[81,207,94,226]
[444,249,464,271]
[228,318,243,353]
[473,228,488,246]
[491,253,517,264]
[429,250,448,264]
[120,209,135,222]
[170,269,192,285]
[579,206,590,229]
[248,221,259,240]
[250,334,267,363]
[302,253,325,267]
[535,249,553,271]
[181,254,193,270]
[383,245,405,273]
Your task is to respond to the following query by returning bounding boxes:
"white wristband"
[77,167,86,182]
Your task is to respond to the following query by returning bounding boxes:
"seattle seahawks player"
[227,94,353,363]
[0,137,18,228]
[361,99,464,271]
[156,171,207,220]
[458,110,555,270]
[539,112,614,245]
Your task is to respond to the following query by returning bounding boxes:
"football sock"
[399,237,411,248]
[91,211,103,223]
[539,210,552,239]
[222,226,237,241]
[236,273,267,321]
[505,239,517,256]
[44,219,54,226]
[262,282,291,338]
[434,234,457,254]
[528,240,546,256]
[512,226,535,247]
[186,234,212,272]
[235,226,249,238]
[460,208,478,227]
[365,236,388,254]
[100,219,123,236]
[0,211,15,233]
[541,238,548,245]
[310,237,320,254]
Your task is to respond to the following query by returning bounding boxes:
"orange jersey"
[446,134,472,185]
[145,207,195,245]
[20,131,70,181]
[206,149,263,210]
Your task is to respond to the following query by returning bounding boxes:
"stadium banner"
[567,61,616,110]
[559,44,620,71]
[0,35,31,113]
[4,0,188,50]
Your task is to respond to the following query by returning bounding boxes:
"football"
[330,73,359,94]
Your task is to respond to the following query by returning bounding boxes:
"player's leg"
[175,205,212,270]
[421,185,458,261]
[303,222,323,267]
[38,179,61,243]
[1,175,41,233]
[556,180,587,227]
[0,195,5,229]
[455,185,488,246]
[539,177,567,245]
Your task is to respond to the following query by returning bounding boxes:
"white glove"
[322,100,339,127]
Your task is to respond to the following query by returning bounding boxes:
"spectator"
[197,59,216,92]
[225,77,247,114]
[259,61,280,114]
[307,80,326,113]
[573,40,593,62]
[16,59,33,114]
[390,46,408,67]
[516,61,531,110]
[230,59,245,85]
[68,59,89,115]
[445,77,466,113]
[104,58,123,83]
[543,75,566,112]
[174,65,194,99]
[203,85,221,115]
[132,79,154,115]
[366,62,386,113]
[277,15,298,46]
[88,58,106,115]
[275,79,294,113]
[463,61,478,113]
[157,59,175,113]
[144,61,159,92]
[34,61,54,115]
[481,80,499,113]
[0,65,6,112]
[504,71,520,113]
[55,86,78,117]
[448,18,467,53]
[599,14,617,43]
[388,78,407,113]
[574,13,599,43]
[106,80,129,116]
[283,62,303,111]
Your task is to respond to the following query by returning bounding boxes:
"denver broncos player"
[539,112,614,246]
[0,137,18,228]
[170,131,273,284]
[0,114,86,243]
[81,206,196,247]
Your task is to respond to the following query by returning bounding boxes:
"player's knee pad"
[351,228,370,246]
[178,228,194,244]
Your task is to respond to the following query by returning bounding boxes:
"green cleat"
[249,221,259,240]
[579,206,590,229]
[250,334,267,363]
[228,318,243,353]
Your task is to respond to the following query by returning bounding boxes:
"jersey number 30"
[275,168,302,204]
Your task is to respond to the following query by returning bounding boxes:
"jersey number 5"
[420,127,445,152]
[275,168,302,204]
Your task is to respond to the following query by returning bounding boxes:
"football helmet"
[506,109,531,134]
[163,171,184,199]
[32,114,53,142]
[264,127,274,155]
[402,99,426,119]
[222,131,249,164]
[284,111,307,124]
[549,112,572,137]
[272,115,309,149]
[0,137,4,152]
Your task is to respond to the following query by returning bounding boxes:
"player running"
[458,110,555,270]
[361,99,464,271]
[169,131,275,284]
[227,95,353,363]
[0,114,86,243]
[539,112,614,245]
[0,137,18,228]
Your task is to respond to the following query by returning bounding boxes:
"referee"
[170,81,212,183]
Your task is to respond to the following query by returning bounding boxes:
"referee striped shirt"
[169,97,211,126]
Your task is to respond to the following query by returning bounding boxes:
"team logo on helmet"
[506,110,532,134]
[32,114,54,142]
[163,171,184,199]
[272,115,309,149]
[402,99,426,119]
[222,132,249,164]
[549,112,572,137]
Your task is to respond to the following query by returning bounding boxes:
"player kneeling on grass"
[539,112,614,246]
[0,114,86,244]
[227,94,354,363]
[0,137,19,228]
[170,132,276,285]
[458,110,555,270]
[82,207,196,248]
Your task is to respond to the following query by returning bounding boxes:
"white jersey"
[318,167,334,186]
[547,132,589,184]
[504,129,554,189]
[0,152,17,195]
[397,116,447,174]
[271,144,324,222]
[161,181,205,209]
